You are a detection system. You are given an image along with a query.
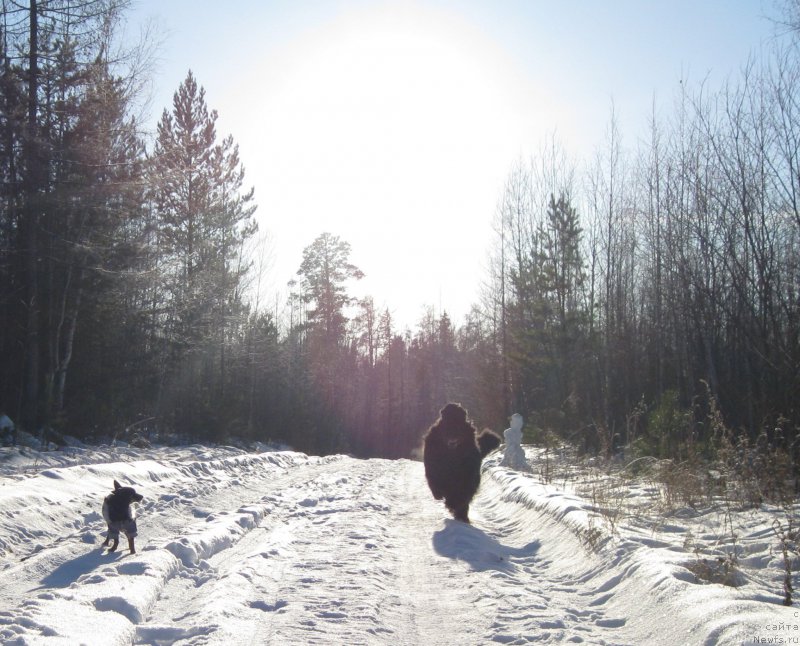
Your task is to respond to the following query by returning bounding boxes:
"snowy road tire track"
[2,446,798,645]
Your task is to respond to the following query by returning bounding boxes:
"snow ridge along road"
[0,445,797,644]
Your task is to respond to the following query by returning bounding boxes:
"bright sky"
[127,0,776,331]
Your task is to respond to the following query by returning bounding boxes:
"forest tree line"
[1,1,799,461]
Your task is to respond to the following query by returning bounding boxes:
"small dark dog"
[102,480,143,554]
[423,403,501,523]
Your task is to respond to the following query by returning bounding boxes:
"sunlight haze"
[129,0,774,330]
[228,3,540,326]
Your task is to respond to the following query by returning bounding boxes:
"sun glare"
[224,3,542,327]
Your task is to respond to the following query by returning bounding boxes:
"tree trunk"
[54,272,83,414]
[22,0,40,432]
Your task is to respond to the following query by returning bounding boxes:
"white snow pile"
[0,440,798,645]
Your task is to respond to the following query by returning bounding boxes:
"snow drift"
[0,442,797,645]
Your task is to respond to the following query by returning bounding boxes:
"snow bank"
[1,441,799,645]
[482,451,800,645]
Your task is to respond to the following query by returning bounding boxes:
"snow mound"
[0,442,798,644]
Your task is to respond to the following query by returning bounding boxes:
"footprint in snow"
[249,599,288,612]
[117,562,147,576]
[595,618,626,628]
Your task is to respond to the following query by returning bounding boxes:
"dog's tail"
[477,429,501,457]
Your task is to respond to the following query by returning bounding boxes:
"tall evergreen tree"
[296,232,364,345]
[0,0,145,434]
[294,232,363,450]
[149,70,257,436]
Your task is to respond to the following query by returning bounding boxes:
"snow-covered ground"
[0,441,798,645]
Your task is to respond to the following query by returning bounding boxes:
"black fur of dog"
[101,480,143,554]
[423,403,501,523]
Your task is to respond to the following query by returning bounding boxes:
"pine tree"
[294,232,363,451]
[0,0,148,434]
[149,70,257,437]
[296,232,364,346]
[541,193,585,328]
[150,70,256,343]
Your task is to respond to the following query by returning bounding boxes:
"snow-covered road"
[0,445,797,645]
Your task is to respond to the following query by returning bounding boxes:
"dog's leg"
[127,536,136,554]
[444,496,471,523]
[451,504,470,524]
[428,482,444,500]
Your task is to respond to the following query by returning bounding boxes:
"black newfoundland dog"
[423,403,501,523]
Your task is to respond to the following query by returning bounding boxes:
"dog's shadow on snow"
[432,519,540,573]
[36,546,122,589]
